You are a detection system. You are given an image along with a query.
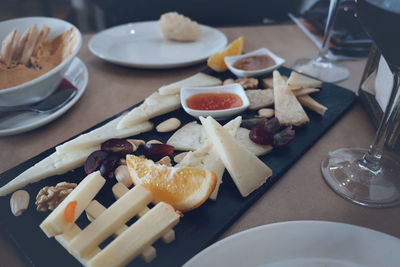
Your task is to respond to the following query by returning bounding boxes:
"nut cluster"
[35,182,77,212]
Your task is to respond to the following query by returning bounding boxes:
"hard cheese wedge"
[0,146,99,196]
[40,171,105,237]
[56,117,153,152]
[273,70,310,126]
[117,92,181,129]
[158,72,222,95]
[177,116,242,200]
[200,116,272,197]
[87,202,180,267]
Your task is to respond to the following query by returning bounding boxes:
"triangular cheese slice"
[200,116,272,197]
[286,71,323,90]
[273,70,310,126]
[117,92,181,129]
[158,72,222,95]
[57,116,153,152]
[177,116,242,200]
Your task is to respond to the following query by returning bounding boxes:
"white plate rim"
[183,220,400,267]
[0,57,88,136]
[88,21,227,69]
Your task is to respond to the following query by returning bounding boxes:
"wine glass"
[321,0,400,207]
[292,0,350,83]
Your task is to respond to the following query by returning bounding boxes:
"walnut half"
[35,182,77,212]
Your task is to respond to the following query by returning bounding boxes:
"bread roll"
[158,12,202,42]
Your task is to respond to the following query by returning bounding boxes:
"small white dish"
[184,221,400,267]
[88,21,227,68]
[180,83,249,120]
[0,57,87,136]
[224,47,285,78]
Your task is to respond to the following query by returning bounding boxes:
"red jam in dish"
[186,92,243,110]
[233,55,275,71]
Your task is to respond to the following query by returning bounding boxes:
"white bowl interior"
[181,84,250,120]
[225,48,285,78]
[0,17,82,106]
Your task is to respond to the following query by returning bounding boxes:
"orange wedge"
[207,36,244,72]
[126,155,217,212]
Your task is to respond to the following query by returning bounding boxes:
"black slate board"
[0,67,356,267]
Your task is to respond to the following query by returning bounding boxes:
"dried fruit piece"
[99,154,120,178]
[274,126,295,146]
[64,200,77,223]
[84,150,109,174]
[249,118,281,146]
[144,143,174,161]
[101,139,134,156]
[10,190,30,216]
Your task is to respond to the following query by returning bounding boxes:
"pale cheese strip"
[69,185,152,259]
[297,95,328,115]
[273,70,310,126]
[0,146,99,196]
[117,92,181,129]
[158,72,222,95]
[56,116,153,152]
[287,71,323,90]
[166,122,206,151]
[87,202,180,267]
[55,224,101,264]
[40,171,105,237]
[200,116,272,197]
[112,182,175,244]
[177,117,242,200]
[85,200,156,263]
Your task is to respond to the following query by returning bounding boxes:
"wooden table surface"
[1,24,399,266]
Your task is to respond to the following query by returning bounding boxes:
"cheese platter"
[0,66,356,267]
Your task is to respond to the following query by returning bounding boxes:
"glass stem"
[360,69,400,172]
[316,0,340,62]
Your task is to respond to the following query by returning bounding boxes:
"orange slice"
[207,36,244,72]
[126,155,217,212]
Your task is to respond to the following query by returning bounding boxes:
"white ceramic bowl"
[224,48,285,78]
[0,17,82,107]
[181,84,250,120]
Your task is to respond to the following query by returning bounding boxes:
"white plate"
[88,21,227,68]
[0,57,88,136]
[184,221,400,267]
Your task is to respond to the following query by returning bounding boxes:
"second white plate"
[184,220,400,267]
[88,21,227,68]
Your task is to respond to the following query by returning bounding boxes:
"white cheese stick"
[297,95,328,115]
[158,72,222,95]
[40,171,105,237]
[87,202,180,267]
[286,71,323,90]
[117,92,181,130]
[56,117,153,153]
[0,146,99,196]
[200,116,272,197]
[69,185,152,259]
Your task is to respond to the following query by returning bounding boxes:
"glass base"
[321,147,400,208]
[292,57,350,83]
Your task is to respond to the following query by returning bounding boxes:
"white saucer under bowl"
[0,57,88,136]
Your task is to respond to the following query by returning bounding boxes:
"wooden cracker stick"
[273,70,309,126]
[297,95,328,115]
